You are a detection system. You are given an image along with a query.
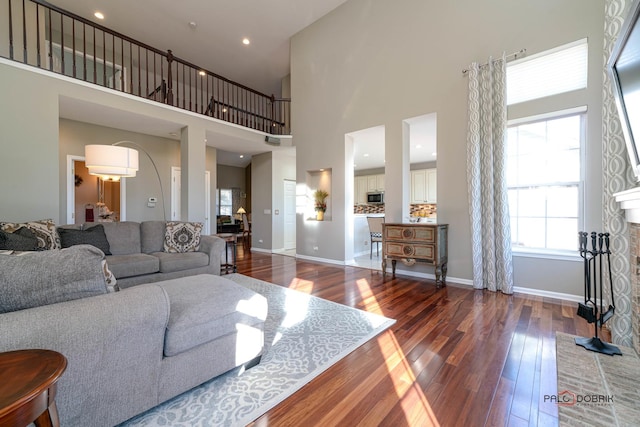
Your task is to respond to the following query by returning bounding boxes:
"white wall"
[291,0,605,296]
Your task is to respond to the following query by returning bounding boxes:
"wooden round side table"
[0,349,67,427]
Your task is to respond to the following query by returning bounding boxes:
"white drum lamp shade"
[85,145,139,177]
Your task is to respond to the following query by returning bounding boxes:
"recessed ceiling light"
[239,155,244,158]
[416,144,423,149]
[242,38,250,45]
[169,132,178,137]
[199,71,206,76]
[189,21,197,29]
[320,168,325,172]
[363,153,370,157]
[94,11,104,20]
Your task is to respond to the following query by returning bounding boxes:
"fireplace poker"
[577,232,596,323]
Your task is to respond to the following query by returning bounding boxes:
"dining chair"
[367,216,384,259]
[240,213,251,248]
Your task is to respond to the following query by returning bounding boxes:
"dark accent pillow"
[58,224,112,255]
[0,227,39,251]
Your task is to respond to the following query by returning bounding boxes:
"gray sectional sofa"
[73,221,225,288]
[0,225,268,427]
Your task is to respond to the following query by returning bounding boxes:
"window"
[507,111,584,252]
[507,39,588,105]
[217,188,233,215]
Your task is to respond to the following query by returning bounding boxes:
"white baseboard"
[385,268,581,302]
[250,247,271,254]
[295,254,347,266]
[512,287,583,303]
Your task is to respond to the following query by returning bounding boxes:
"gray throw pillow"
[58,224,112,255]
[0,227,38,251]
[0,245,110,314]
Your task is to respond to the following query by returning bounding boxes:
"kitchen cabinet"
[354,176,368,204]
[355,174,384,204]
[366,174,385,192]
[410,169,436,203]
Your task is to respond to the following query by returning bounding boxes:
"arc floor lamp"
[84,141,167,221]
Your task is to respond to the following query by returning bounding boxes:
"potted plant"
[313,189,329,221]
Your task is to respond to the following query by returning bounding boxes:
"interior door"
[171,167,211,234]
[284,179,296,250]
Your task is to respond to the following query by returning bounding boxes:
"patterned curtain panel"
[466,54,514,294]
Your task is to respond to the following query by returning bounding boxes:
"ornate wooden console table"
[381,223,448,287]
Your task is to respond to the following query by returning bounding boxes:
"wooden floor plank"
[237,250,610,427]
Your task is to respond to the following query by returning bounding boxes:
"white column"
[180,126,206,222]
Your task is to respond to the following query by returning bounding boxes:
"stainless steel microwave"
[367,192,384,204]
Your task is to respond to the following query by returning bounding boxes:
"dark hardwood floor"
[233,247,605,427]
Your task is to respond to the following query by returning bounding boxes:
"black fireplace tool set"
[576,231,621,355]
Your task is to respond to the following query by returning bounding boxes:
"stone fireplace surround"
[614,187,640,355]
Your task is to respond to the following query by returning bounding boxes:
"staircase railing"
[0,0,291,135]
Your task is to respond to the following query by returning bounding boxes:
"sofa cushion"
[0,219,61,250]
[141,221,166,253]
[105,253,159,279]
[58,224,112,255]
[0,227,38,251]
[0,245,110,314]
[87,222,141,255]
[164,222,203,253]
[158,275,268,357]
[152,251,209,273]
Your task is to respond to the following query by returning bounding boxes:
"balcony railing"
[1,0,291,135]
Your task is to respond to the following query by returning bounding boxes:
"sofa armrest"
[199,235,225,275]
[0,285,170,426]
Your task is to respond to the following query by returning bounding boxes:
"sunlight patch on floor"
[356,279,440,426]
[287,277,314,294]
[280,283,311,328]
[356,278,383,315]
[375,332,441,426]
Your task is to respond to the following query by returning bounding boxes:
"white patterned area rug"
[119,273,395,427]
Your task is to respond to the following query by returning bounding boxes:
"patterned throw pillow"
[101,259,119,292]
[164,221,203,253]
[0,219,61,250]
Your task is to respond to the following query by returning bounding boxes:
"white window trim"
[512,247,582,262]
[509,38,588,66]
[507,108,587,256]
[508,105,587,126]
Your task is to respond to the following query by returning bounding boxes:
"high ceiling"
[47,0,350,96]
[50,1,437,170]
[49,0,349,167]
